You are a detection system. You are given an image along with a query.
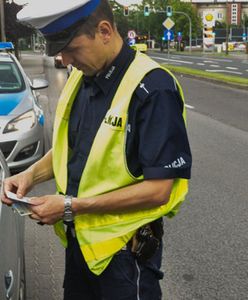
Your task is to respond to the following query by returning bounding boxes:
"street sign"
[242,33,247,41]
[164,30,174,41]
[162,18,175,30]
[128,38,136,46]
[128,30,136,39]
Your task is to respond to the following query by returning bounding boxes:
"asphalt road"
[20,53,248,300]
[179,75,248,132]
[149,50,248,78]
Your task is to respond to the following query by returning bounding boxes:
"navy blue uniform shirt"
[66,43,192,197]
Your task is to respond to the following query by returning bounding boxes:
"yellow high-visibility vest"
[52,52,188,275]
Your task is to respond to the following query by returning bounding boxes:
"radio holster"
[132,218,164,263]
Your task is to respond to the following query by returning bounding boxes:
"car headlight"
[3,110,36,134]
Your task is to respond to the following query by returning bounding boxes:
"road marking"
[226,67,238,70]
[150,56,194,65]
[172,55,233,63]
[149,54,246,77]
[205,69,243,75]
[165,60,182,65]
[185,104,194,110]
[202,58,233,63]
[170,62,183,66]
[171,56,180,59]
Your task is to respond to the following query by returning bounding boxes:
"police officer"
[2,0,192,299]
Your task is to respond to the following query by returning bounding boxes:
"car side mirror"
[31,78,49,90]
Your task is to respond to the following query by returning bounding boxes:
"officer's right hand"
[1,169,34,206]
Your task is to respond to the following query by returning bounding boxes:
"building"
[182,0,248,26]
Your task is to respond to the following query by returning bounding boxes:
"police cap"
[17,0,101,56]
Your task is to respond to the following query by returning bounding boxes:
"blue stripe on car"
[38,114,44,126]
[0,91,26,115]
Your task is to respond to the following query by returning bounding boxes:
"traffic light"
[144,5,150,17]
[166,6,173,17]
[123,6,129,16]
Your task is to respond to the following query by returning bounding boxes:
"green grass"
[161,63,248,88]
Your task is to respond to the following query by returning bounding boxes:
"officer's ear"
[97,21,112,44]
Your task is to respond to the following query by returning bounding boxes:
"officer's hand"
[2,170,34,206]
[29,195,64,225]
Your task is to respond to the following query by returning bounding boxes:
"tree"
[215,21,226,29]
[109,0,129,39]
[111,0,201,47]
[4,0,35,58]
[243,13,248,27]
[169,0,202,45]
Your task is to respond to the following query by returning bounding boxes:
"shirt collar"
[85,42,135,96]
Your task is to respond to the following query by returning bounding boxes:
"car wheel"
[19,253,26,300]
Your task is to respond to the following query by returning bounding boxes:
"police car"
[0,42,48,172]
[0,149,26,300]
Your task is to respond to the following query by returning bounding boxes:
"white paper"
[6,191,31,204]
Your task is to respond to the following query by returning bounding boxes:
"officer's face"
[61,31,110,76]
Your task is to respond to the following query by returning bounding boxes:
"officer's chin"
[73,65,89,74]
[82,68,98,77]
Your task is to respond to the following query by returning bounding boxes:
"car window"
[0,62,25,93]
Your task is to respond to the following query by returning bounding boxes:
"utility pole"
[156,9,192,52]
[225,0,229,55]
[0,0,6,41]
[136,13,139,34]
[174,11,192,52]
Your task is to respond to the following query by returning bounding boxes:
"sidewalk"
[228,52,248,60]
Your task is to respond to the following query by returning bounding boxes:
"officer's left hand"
[29,195,64,225]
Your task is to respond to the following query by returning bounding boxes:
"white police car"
[0,42,48,172]
[0,149,26,300]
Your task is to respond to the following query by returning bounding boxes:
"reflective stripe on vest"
[52,52,188,275]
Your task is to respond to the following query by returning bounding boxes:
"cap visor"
[45,34,74,56]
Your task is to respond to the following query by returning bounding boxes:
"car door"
[0,150,25,300]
